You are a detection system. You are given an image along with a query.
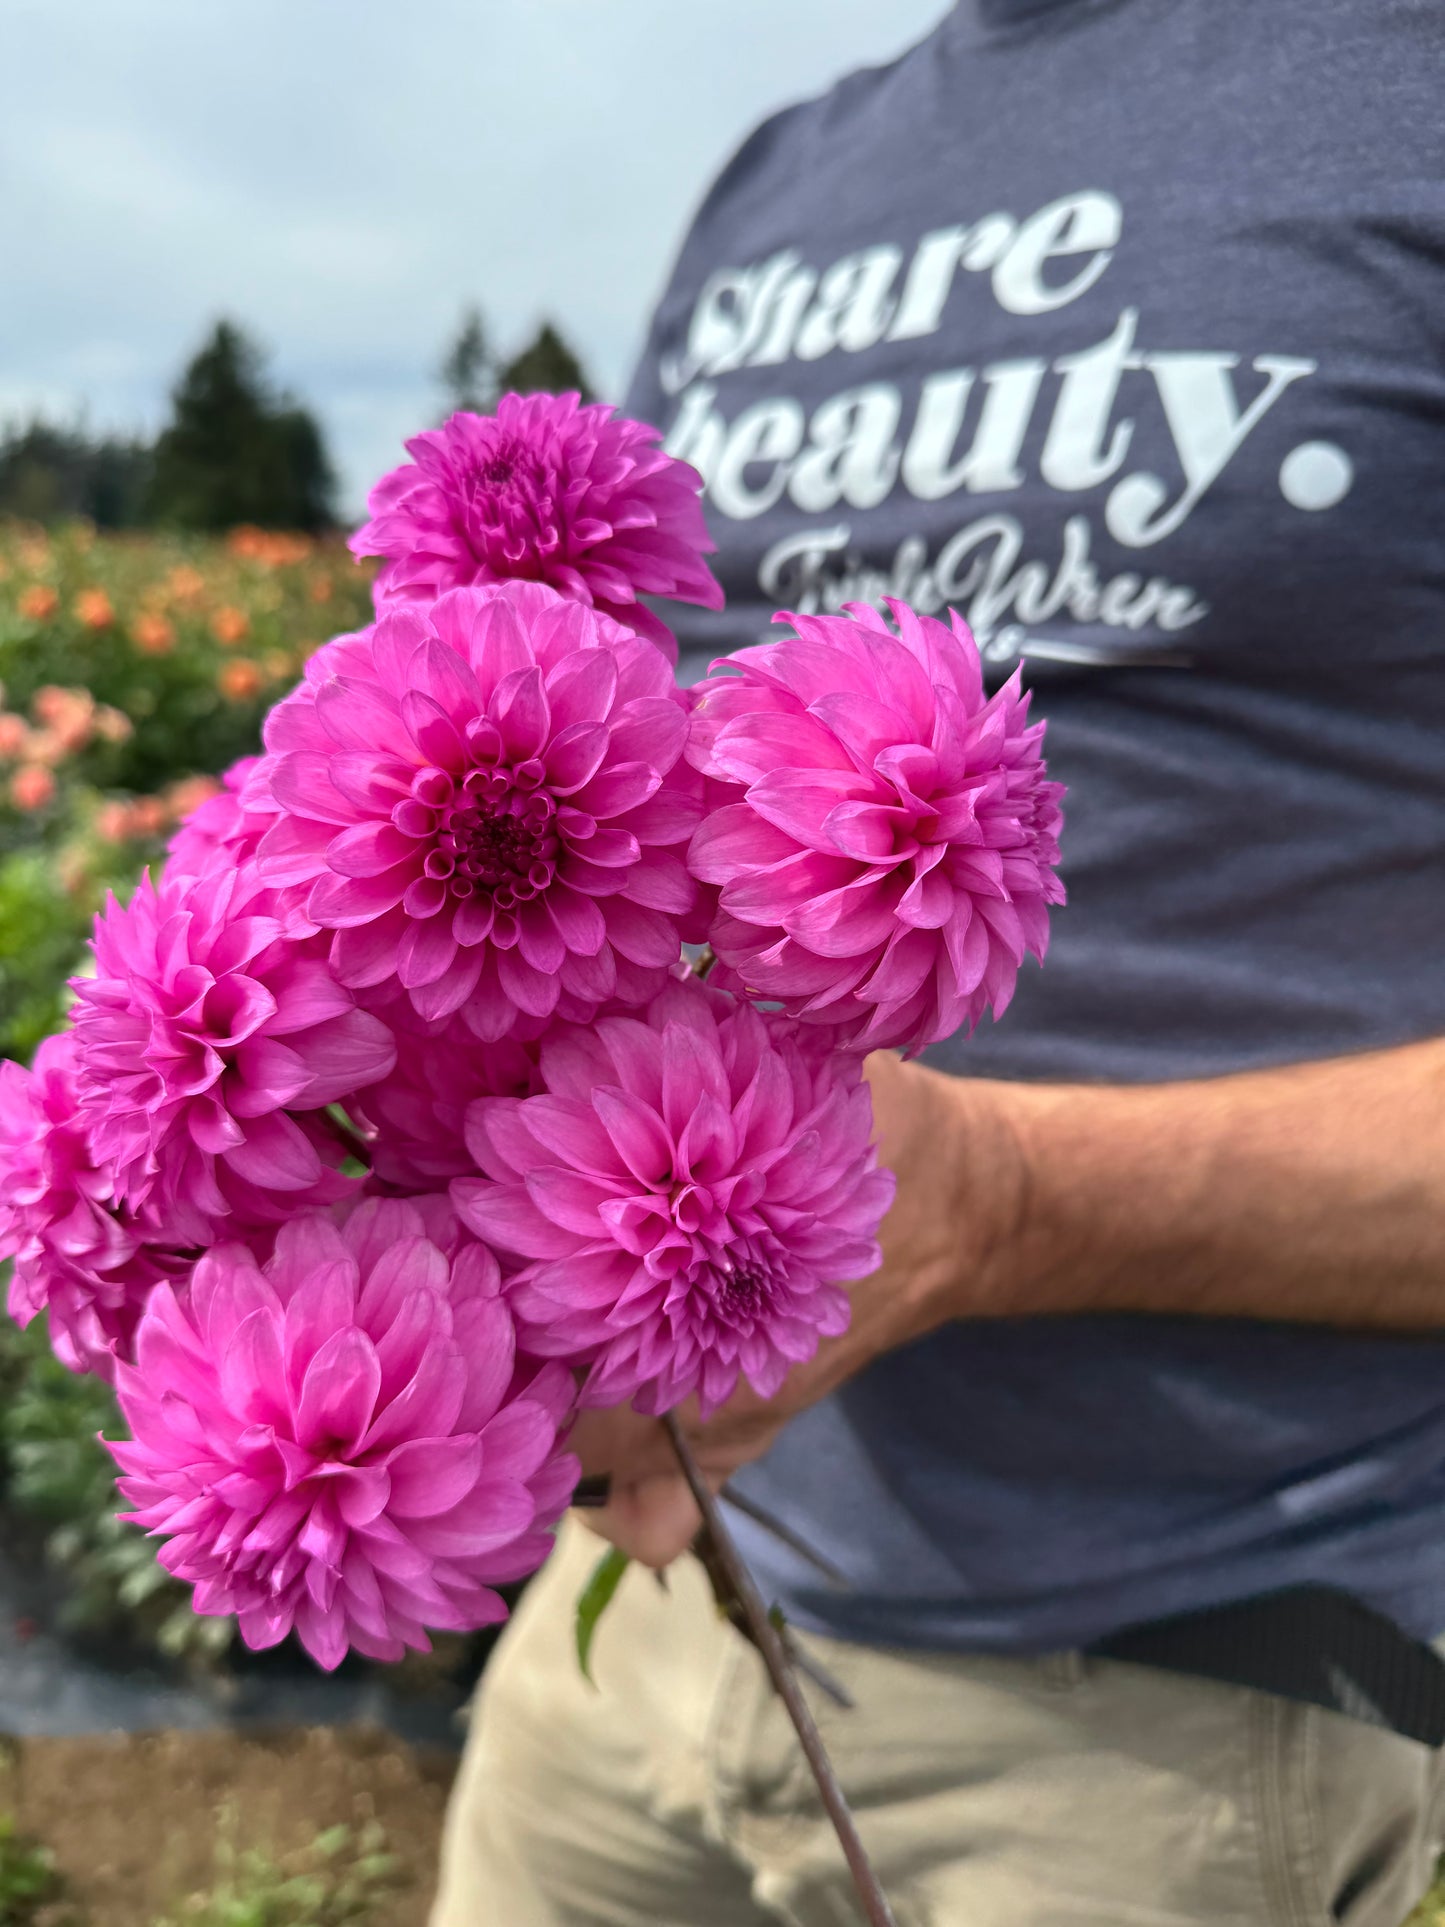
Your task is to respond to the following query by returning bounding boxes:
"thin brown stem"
[663,1415,898,1927]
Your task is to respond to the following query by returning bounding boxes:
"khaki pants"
[431,1518,1445,1927]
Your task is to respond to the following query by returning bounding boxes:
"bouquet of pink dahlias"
[0,395,1063,1691]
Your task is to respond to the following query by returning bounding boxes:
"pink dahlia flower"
[109,1199,578,1669]
[453,977,895,1417]
[350,1001,543,1190]
[349,395,722,658]
[258,582,703,1041]
[70,868,396,1246]
[167,755,277,883]
[0,1031,173,1377]
[686,601,1065,1054]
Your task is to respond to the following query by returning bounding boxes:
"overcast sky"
[3,1,950,515]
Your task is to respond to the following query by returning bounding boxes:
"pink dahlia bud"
[453,977,896,1418]
[258,582,704,1042]
[0,1032,175,1378]
[108,1199,578,1669]
[349,395,723,658]
[687,600,1066,1055]
[70,868,396,1246]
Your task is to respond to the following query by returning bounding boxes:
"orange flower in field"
[308,571,333,604]
[164,773,222,819]
[75,587,115,629]
[166,565,206,603]
[218,658,263,701]
[128,795,168,838]
[210,605,250,647]
[33,686,95,751]
[133,612,176,655]
[0,714,29,759]
[10,765,55,812]
[94,705,133,745]
[19,584,59,623]
[95,800,134,843]
[231,529,310,568]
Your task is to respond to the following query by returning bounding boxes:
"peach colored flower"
[226,526,266,560]
[0,715,29,760]
[95,801,134,843]
[127,796,168,839]
[210,605,250,648]
[10,766,55,812]
[93,705,133,745]
[75,588,115,630]
[163,774,222,820]
[165,565,206,603]
[132,612,176,656]
[218,658,262,701]
[19,585,58,623]
[33,687,94,752]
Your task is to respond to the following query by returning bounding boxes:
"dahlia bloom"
[258,582,703,1041]
[0,1031,172,1377]
[166,755,276,882]
[70,868,395,1246]
[350,1001,543,1190]
[349,395,722,657]
[686,601,1065,1054]
[453,977,895,1417]
[109,1199,578,1669]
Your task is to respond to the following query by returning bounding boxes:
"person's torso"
[623,0,1445,1647]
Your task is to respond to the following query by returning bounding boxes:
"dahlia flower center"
[458,438,557,565]
[421,766,558,909]
[690,1239,786,1334]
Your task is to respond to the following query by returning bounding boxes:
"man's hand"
[569,1049,1022,1566]
[567,1033,1445,1566]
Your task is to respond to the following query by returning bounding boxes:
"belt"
[1093,1586,1445,1746]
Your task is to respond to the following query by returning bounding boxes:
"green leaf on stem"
[575,1544,630,1685]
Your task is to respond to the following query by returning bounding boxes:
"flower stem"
[662,1415,899,1927]
[326,1110,373,1169]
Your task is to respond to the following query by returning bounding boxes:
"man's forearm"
[945,1038,1445,1332]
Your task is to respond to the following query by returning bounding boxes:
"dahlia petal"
[226,1111,324,1191]
[309,868,410,927]
[385,1435,483,1518]
[397,916,459,990]
[602,899,683,968]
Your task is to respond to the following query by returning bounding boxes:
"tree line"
[0,310,592,533]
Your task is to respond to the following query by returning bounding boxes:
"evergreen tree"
[439,306,498,416]
[498,322,594,402]
[145,321,335,532]
[0,420,151,527]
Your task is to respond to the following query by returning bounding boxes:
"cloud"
[2,0,949,513]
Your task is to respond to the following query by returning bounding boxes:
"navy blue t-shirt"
[623,0,1445,1650]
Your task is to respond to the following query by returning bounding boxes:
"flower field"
[0,515,377,1661]
[0,517,375,1059]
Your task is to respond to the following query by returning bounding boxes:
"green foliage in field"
[0,1813,64,1925]
[0,1297,233,1665]
[153,1819,397,1927]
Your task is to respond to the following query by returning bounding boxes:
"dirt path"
[0,1724,454,1924]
